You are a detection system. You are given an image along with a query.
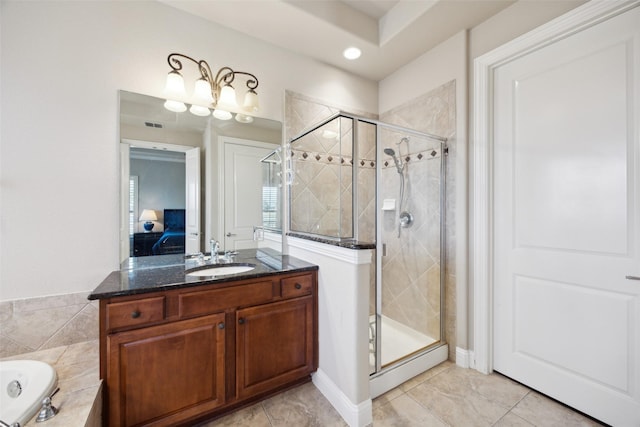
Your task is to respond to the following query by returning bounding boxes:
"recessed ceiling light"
[343,47,361,60]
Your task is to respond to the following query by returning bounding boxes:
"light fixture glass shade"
[189,104,211,116]
[193,78,214,105]
[217,84,238,109]
[164,99,187,112]
[243,89,259,113]
[212,109,232,120]
[139,209,158,221]
[235,113,254,124]
[164,70,186,98]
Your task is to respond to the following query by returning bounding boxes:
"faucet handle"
[36,387,59,422]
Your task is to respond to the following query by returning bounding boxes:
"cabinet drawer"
[106,296,165,331]
[281,274,313,299]
[179,280,274,318]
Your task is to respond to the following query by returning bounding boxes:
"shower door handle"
[626,276,640,281]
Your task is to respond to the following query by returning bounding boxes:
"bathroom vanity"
[89,249,318,427]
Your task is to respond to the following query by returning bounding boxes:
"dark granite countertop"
[287,232,376,250]
[88,248,318,300]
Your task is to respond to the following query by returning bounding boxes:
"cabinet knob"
[295,283,302,289]
[238,318,245,325]
[131,310,141,319]
[218,322,225,329]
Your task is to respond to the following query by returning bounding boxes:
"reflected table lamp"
[139,209,158,232]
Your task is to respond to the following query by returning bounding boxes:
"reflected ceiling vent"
[144,121,163,128]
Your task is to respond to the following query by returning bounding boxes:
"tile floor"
[200,361,606,427]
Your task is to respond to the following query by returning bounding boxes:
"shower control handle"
[626,276,640,281]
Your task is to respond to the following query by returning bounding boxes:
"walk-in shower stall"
[288,112,447,392]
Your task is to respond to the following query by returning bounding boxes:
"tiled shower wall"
[285,91,377,242]
[286,83,457,360]
[0,292,98,358]
[380,80,457,360]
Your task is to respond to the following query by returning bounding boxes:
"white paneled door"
[223,139,273,251]
[492,5,640,426]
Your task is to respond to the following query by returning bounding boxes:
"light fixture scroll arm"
[214,67,259,91]
[167,52,200,73]
[233,71,259,90]
[214,66,236,87]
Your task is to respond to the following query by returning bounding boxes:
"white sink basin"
[186,264,255,278]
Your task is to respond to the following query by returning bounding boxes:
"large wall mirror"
[119,90,283,263]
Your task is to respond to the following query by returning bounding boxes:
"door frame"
[471,0,639,374]
[120,139,200,260]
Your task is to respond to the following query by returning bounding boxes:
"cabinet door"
[107,313,226,427]
[236,297,314,398]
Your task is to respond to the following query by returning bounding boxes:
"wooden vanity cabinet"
[236,296,314,399]
[99,270,318,427]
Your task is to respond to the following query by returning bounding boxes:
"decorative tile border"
[291,147,443,170]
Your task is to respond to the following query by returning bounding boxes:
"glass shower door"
[371,125,445,374]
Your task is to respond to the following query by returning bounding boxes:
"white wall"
[0,0,377,300]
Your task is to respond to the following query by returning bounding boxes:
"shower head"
[384,147,404,174]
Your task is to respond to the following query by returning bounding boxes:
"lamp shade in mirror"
[139,209,158,232]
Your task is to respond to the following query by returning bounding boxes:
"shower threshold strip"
[369,315,438,369]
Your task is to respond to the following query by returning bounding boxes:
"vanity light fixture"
[163,53,260,121]
[343,47,361,60]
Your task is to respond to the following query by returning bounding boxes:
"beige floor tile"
[197,403,271,427]
[262,382,347,427]
[438,367,530,409]
[494,411,536,426]
[511,391,605,426]
[373,393,447,426]
[398,360,454,392]
[407,371,511,427]
[373,386,404,410]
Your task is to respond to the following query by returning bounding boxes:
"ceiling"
[160,0,516,81]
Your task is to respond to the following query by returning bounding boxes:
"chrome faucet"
[210,239,220,263]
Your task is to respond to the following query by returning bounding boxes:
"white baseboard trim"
[312,369,372,427]
[456,347,470,368]
[469,350,477,370]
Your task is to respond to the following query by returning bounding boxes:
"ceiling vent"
[144,121,163,129]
